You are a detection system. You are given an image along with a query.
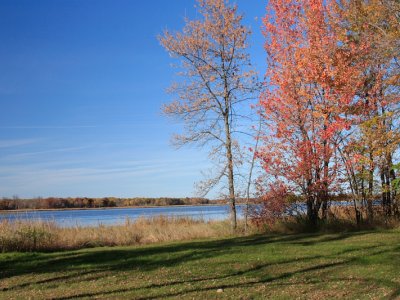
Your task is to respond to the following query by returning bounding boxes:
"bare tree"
[159,0,258,231]
[244,113,262,233]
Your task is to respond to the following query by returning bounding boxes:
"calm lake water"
[0,205,246,227]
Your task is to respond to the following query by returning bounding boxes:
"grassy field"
[0,229,399,299]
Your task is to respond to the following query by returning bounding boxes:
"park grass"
[0,228,399,299]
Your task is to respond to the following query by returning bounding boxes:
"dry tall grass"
[263,207,400,234]
[0,216,238,252]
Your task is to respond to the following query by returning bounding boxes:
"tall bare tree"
[159,0,258,230]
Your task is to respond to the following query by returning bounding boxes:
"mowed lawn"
[0,229,399,299]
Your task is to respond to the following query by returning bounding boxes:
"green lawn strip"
[0,229,399,299]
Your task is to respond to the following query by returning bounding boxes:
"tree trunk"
[367,152,374,222]
[385,165,392,216]
[224,112,237,231]
[306,194,318,228]
[357,167,364,225]
[321,200,328,220]
[381,170,391,216]
[245,117,261,234]
[389,157,397,217]
[321,124,329,220]
[353,197,362,227]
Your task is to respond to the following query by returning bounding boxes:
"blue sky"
[0,0,266,198]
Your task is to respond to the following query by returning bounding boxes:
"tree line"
[0,197,212,210]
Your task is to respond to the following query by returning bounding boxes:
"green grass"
[1,229,399,299]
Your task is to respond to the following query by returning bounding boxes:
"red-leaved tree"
[258,0,367,225]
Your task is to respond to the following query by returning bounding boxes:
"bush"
[250,184,290,229]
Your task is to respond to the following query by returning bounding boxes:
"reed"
[0,216,240,252]
[264,209,400,234]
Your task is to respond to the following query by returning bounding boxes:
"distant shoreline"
[0,203,234,214]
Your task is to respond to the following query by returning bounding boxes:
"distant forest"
[0,197,228,211]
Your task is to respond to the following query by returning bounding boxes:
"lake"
[0,205,246,227]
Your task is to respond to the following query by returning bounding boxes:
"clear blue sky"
[0,0,266,198]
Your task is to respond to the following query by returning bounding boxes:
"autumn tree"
[337,0,400,219]
[259,0,366,226]
[159,0,258,230]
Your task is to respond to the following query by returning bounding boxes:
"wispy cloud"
[1,146,92,160]
[0,125,97,129]
[0,156,207,179]
[0,123,171,130]
[0,160,204,197]
[0,138,40,148]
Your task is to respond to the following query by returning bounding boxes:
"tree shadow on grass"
[0,231,365,279]
[0,269,106,292]
[52,245,395,300]
[0,234,281,279]
[53,260,347,300]
[0,230,393,298]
